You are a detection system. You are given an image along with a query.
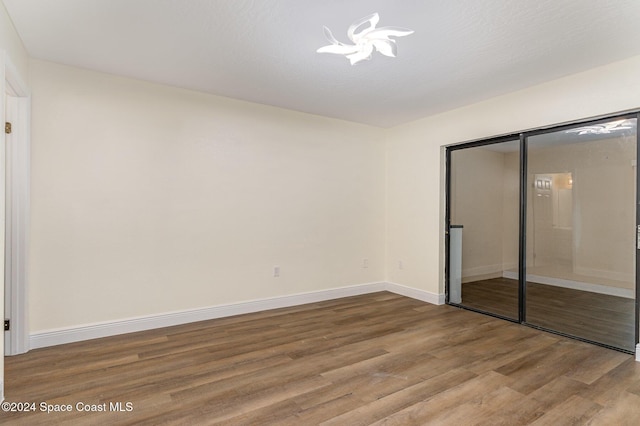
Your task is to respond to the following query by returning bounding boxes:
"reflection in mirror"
[525,117,637,351]
[447,116,638,353]
[449,140,520,320]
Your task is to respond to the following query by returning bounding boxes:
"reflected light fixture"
[317,13,414,65]
[565,119,635,135]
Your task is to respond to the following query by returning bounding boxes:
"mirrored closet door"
[447,138,521,321]
[446,113,639,353]
[525,117,637,351]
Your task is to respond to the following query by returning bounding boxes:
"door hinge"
[5,122,11,134]
[4,320,9,331]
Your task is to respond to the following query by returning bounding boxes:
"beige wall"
[449,145,520,281]
[450,146,510,280]
[527,135,636,288]
[386,55,640,295]
[502,151,520,272]
[28,60,386,332]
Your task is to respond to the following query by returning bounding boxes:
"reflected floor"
[460,277,635,352]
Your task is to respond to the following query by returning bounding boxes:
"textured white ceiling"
[4,0,640,127]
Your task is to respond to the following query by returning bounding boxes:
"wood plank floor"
[461,278,635,351]
[3,292,640,425]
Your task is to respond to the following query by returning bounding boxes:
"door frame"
[2,51,30,358]
[445,110,640,355]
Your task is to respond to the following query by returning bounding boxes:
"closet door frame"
[444,110,640,354]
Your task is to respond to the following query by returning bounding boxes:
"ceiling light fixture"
[317,13,414,65]
[565,119,635,135]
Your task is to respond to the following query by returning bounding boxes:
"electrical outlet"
[398,260,404,270]
[363,258,369,268]
[273,266,280,278]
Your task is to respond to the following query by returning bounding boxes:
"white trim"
[29,282,444,349]
[2,51,31,356]
[386,281,445,305]
[502,271,634,299]
[4,95,30,355]
[636,344,640,362]
[29,282,385,349]
[573,266,634,286]
[0,50,6,403]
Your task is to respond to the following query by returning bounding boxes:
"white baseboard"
[462,264,504,279]
[385,282,445,305]
[29,282,443,350]
[574,266,634,285]
[502,271,634,299]
[636,344,640,362]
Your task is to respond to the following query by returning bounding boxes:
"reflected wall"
[449,140,520,319]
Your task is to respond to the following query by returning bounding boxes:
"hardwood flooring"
[460,278,520,319]
[3,292,640,425]
[461,278,635,351]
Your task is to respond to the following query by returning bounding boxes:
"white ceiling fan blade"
[603,119,633,130]
[348,13,379,43]
[367,27,415,39]
[346,43,374,65]
[323,26,343,45]
[317,44,360,55]
[371,40,397,57]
